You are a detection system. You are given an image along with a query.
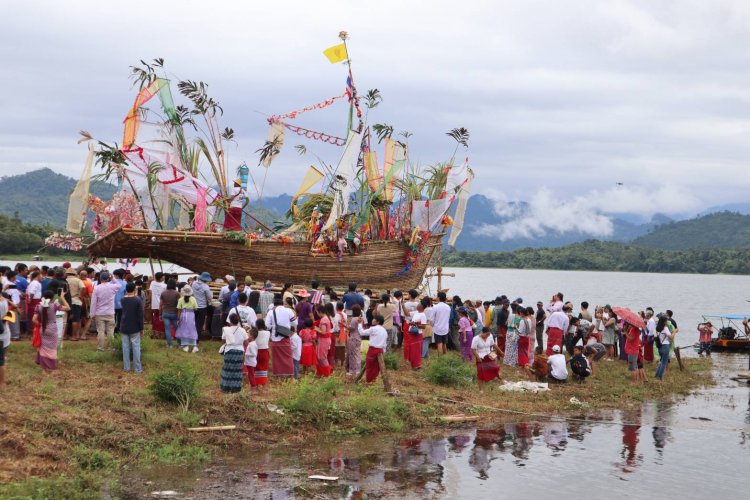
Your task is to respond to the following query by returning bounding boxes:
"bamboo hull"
[87,228,441,290]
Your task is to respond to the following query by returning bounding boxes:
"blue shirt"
[15,276,28,293]
[343,291,364,310]
[229,290,240,310]
[41,277,51,293]
[114,279,126,309]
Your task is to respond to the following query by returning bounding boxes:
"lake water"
[6,261,749,498]
[9,262,750,344]
[129,353,750,499]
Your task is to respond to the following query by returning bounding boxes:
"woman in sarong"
[315,303,334,377]
[346,305,363,375]
[472,327,501,392]
[503,304,520,367]
[220,313,248,393]
[457,307,474,362]
[33,291,70,372]
[407,302,427,369]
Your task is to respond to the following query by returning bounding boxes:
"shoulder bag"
[272,307,292,338]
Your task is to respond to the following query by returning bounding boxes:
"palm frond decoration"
[422,164,450,200]
[446,127,470,148]
[372,123,394,144]
[295,144,307,156]
[78,130,93,144]
[364,89,382,109]
[255,137,282,166]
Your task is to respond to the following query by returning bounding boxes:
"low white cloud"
[475,184,701,241]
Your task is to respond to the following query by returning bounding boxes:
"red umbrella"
[613,307,646,329]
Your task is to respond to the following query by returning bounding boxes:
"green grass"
[422,353,476,387]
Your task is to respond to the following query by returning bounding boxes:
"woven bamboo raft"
[87,227,443,290]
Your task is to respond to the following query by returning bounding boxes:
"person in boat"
[223,178,247,232]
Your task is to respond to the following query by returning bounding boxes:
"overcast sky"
[3,0,750,221]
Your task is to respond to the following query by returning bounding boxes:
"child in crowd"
[243,328,258,393]
[531,346,548,381]
[299,318,317,376]
[290,328,302,379]
[569,345,591,383]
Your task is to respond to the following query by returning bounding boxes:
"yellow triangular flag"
[291,166,325,216]
[323,43,348,64]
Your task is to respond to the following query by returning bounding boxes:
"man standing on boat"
[223,179,247,232]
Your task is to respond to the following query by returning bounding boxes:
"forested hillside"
[0,168,116,227]
[631,211,750,250]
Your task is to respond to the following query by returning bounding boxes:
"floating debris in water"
[151,491,179,498]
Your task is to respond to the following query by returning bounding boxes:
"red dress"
[365,346,384,382]
[300,328,317,367]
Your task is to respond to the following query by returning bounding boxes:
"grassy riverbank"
[0,335,712,498]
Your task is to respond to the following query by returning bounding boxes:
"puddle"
[121,353,750,499]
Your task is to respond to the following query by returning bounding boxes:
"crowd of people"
[0,260,696,394]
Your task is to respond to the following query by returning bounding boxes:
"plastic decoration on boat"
[122,78,169,149]
[87,192,145,238]
[44,232,84,252]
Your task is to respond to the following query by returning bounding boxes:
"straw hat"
[297,289,310,298]
[181,285,193,297]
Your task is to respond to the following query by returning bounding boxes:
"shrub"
[423,353,475,388]
[148,366,200,410]
[383,352,399,370]
[343,387,410,433]
[277,377,343,427]
[72,445,116,471]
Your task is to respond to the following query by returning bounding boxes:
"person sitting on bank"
[547,345,568,383]
[569,345,591,383]
[531,346,548,381]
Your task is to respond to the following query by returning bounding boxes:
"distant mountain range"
[0,168,116,228]
[3,169,750,253]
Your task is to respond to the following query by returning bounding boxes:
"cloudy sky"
[3,0,750,227]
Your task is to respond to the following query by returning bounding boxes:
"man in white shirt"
[546,305,570,356]
[548,345,568,382]
[431,292,451,355]
[265,298,297,378]
[546,293,564,314]
[223,179,247,232]
[358,314,389,383]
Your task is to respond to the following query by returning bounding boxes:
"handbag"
[408,323,420,334]
[488,351,498,361]
[272,307,292,338]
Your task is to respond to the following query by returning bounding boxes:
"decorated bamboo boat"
[65,34,475,292]
[87,227,444,290]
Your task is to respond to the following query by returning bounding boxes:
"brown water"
[124,353,749,499]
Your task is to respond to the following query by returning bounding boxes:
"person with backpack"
[569,345,591,383]
[654,314,676,380]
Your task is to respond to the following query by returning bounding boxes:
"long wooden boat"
[87,227,442,290]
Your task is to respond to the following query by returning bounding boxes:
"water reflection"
[616,410,643,475]
[129,355,749,499]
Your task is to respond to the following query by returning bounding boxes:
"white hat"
[552,345,561,353]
